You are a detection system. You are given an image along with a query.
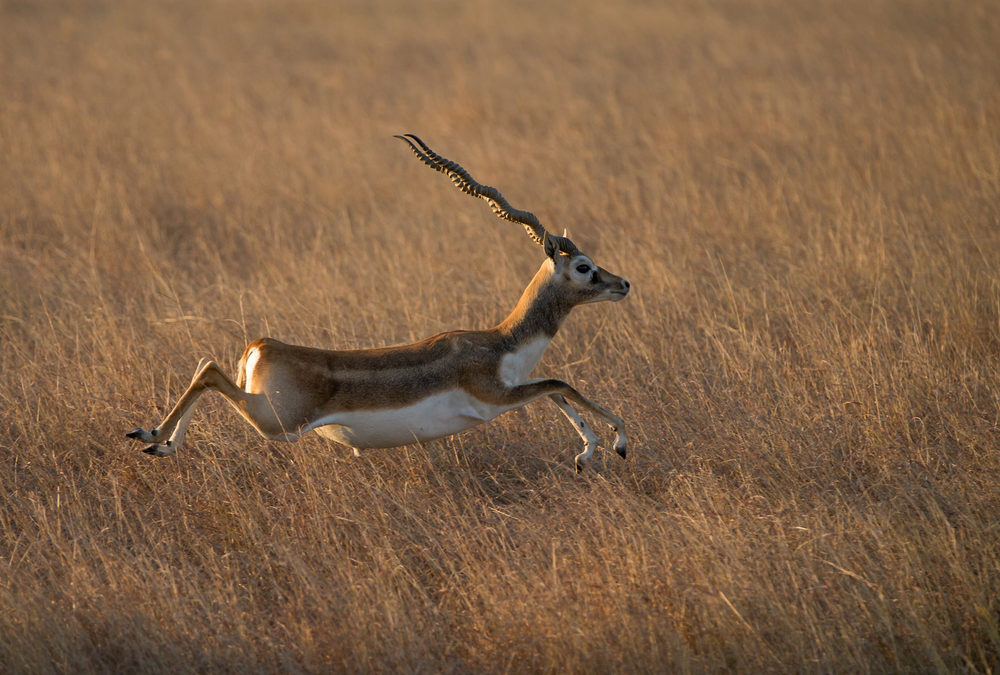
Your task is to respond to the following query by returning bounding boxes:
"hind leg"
[127,360,294,456]
[126,358,207,456]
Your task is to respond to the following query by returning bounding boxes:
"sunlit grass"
[1,0,998,671]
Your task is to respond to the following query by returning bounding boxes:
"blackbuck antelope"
[127,135,631,471]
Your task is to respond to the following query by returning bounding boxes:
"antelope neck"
[495,262,573,342]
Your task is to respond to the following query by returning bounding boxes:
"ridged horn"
[396,134,580,257]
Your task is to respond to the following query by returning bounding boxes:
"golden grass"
[1,0,999,671]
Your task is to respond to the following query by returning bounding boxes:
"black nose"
[621,279,630,291]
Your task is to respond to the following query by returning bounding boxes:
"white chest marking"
[243,347,262,393]
[309,388,512,449]
[498,336,551,386]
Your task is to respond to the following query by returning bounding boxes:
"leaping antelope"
[127,135,631,471]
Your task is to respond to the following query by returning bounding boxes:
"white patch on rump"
[243,347,261,393]
[309,388,514,449]
[498,336,551,386]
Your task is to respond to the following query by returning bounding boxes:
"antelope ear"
[543,232,558,259]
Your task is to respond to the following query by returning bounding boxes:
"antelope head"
[395,134,631,308]
[541,231,630,306]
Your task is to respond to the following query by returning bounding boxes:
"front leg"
[556,386,628,462]
[549,394,599,472]
[492,379,628,472]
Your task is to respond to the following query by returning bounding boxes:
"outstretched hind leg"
[127,358,215,455]
[140,359,209,455]
[127,359,291,456]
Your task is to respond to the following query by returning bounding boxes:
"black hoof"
[616,446,627,459]
[142,444,161,455]
[575,462,584,474]
[126,428,145,439]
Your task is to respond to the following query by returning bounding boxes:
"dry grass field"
[2,0,999,671]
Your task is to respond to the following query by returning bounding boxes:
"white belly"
[309,388,508,449]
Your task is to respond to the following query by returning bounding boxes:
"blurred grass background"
[1,0,998,671]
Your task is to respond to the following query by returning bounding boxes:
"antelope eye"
[576,264,591,274]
